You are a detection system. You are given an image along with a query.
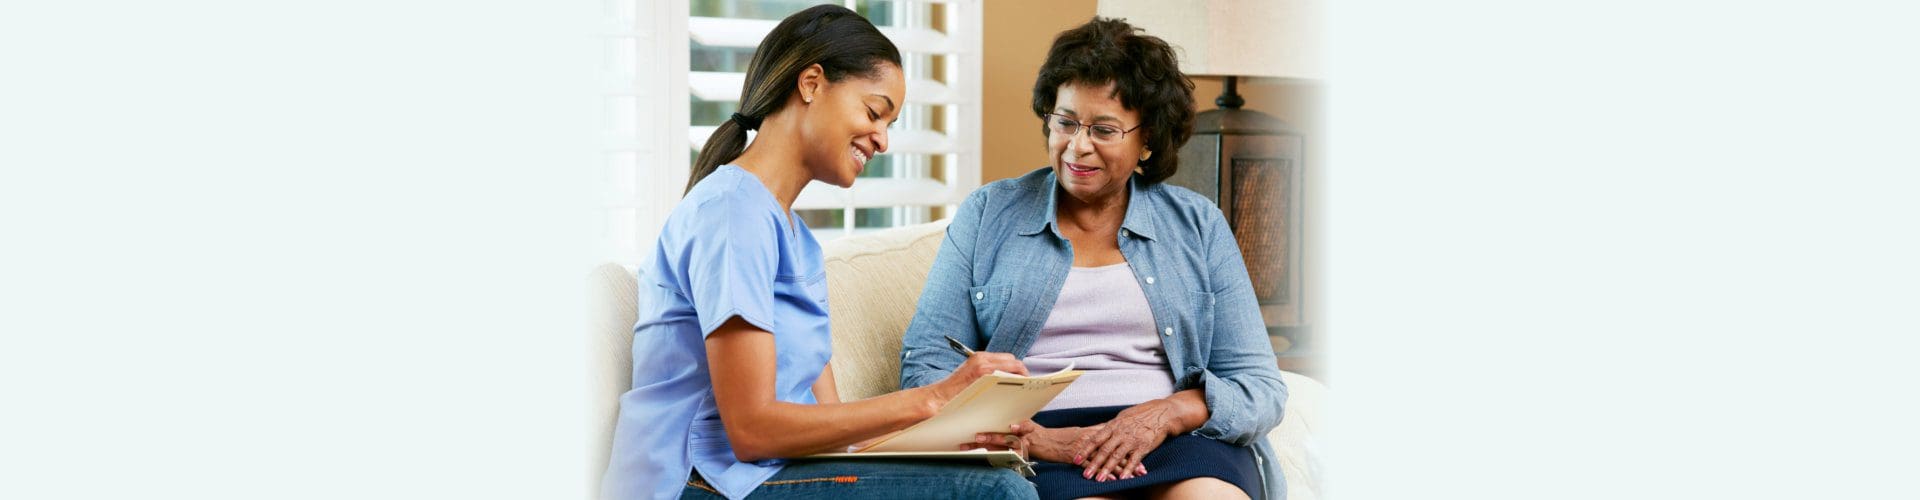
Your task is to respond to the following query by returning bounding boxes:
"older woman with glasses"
[897,17,1289,500]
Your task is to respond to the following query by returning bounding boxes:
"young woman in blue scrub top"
[600,6,1039,500]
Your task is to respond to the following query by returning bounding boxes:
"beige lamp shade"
[1097,0,1323,80]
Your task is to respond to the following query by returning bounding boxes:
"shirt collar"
[1017,170,1160,242]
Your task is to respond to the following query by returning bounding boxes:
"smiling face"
[1047,81,1147,206]
[798,62,905,188]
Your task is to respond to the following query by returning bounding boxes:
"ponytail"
[683,4,901,194]
[686,118,751,194]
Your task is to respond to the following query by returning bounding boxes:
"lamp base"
[1216,74,1248,109]
[1168,99,1307,334]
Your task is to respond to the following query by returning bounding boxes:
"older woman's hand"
[1073,390,1210,482]
[963,421,1035,460]
[1073,401,1177,481]
[973,420,1105,465]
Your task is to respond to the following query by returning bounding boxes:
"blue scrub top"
[601,165,833,500]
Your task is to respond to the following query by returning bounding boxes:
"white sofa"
[590,220,1325,499]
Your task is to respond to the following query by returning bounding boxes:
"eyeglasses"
[1043,113,1140,145]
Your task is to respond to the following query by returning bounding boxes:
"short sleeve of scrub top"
[683,185,782,337]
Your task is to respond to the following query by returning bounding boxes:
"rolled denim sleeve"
[1190,206,1290,445]
[898,189,991,390]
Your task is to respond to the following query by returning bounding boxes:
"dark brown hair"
[685,5,902,194]
[1031,17,1196,184]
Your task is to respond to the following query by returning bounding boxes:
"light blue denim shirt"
[899,167,1290,500]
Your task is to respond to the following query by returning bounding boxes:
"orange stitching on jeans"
[685,478,720,494]
[762,475,859,485]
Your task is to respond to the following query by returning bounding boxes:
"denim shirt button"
[1163,326,1173,336]
[975,291,984,300]
[1145,276,1155,284]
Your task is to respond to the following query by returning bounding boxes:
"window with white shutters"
[605,0,981,265]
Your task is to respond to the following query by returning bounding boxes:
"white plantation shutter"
[604,0,982,264]
[602,0,690,265]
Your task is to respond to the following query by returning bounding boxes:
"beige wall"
[981,1,1322,186]
[981,0,1097,182]
[980,1,1326,362]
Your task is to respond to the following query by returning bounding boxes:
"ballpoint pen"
[944,335,977,357]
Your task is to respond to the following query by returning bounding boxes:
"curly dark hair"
[1031,17,1196,184]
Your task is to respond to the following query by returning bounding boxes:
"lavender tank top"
[1023,262,1176,411]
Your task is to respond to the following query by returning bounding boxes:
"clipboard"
[802,365,1081,476]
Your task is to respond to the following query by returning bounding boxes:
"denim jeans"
[681,460,1037,500]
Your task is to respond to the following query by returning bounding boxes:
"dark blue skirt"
[1028,405,1262,500]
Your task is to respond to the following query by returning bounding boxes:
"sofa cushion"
[819,220,952,401]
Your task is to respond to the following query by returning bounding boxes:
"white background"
[4,1,1917,499]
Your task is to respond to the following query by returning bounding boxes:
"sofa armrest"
[1268,370,1326,500]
